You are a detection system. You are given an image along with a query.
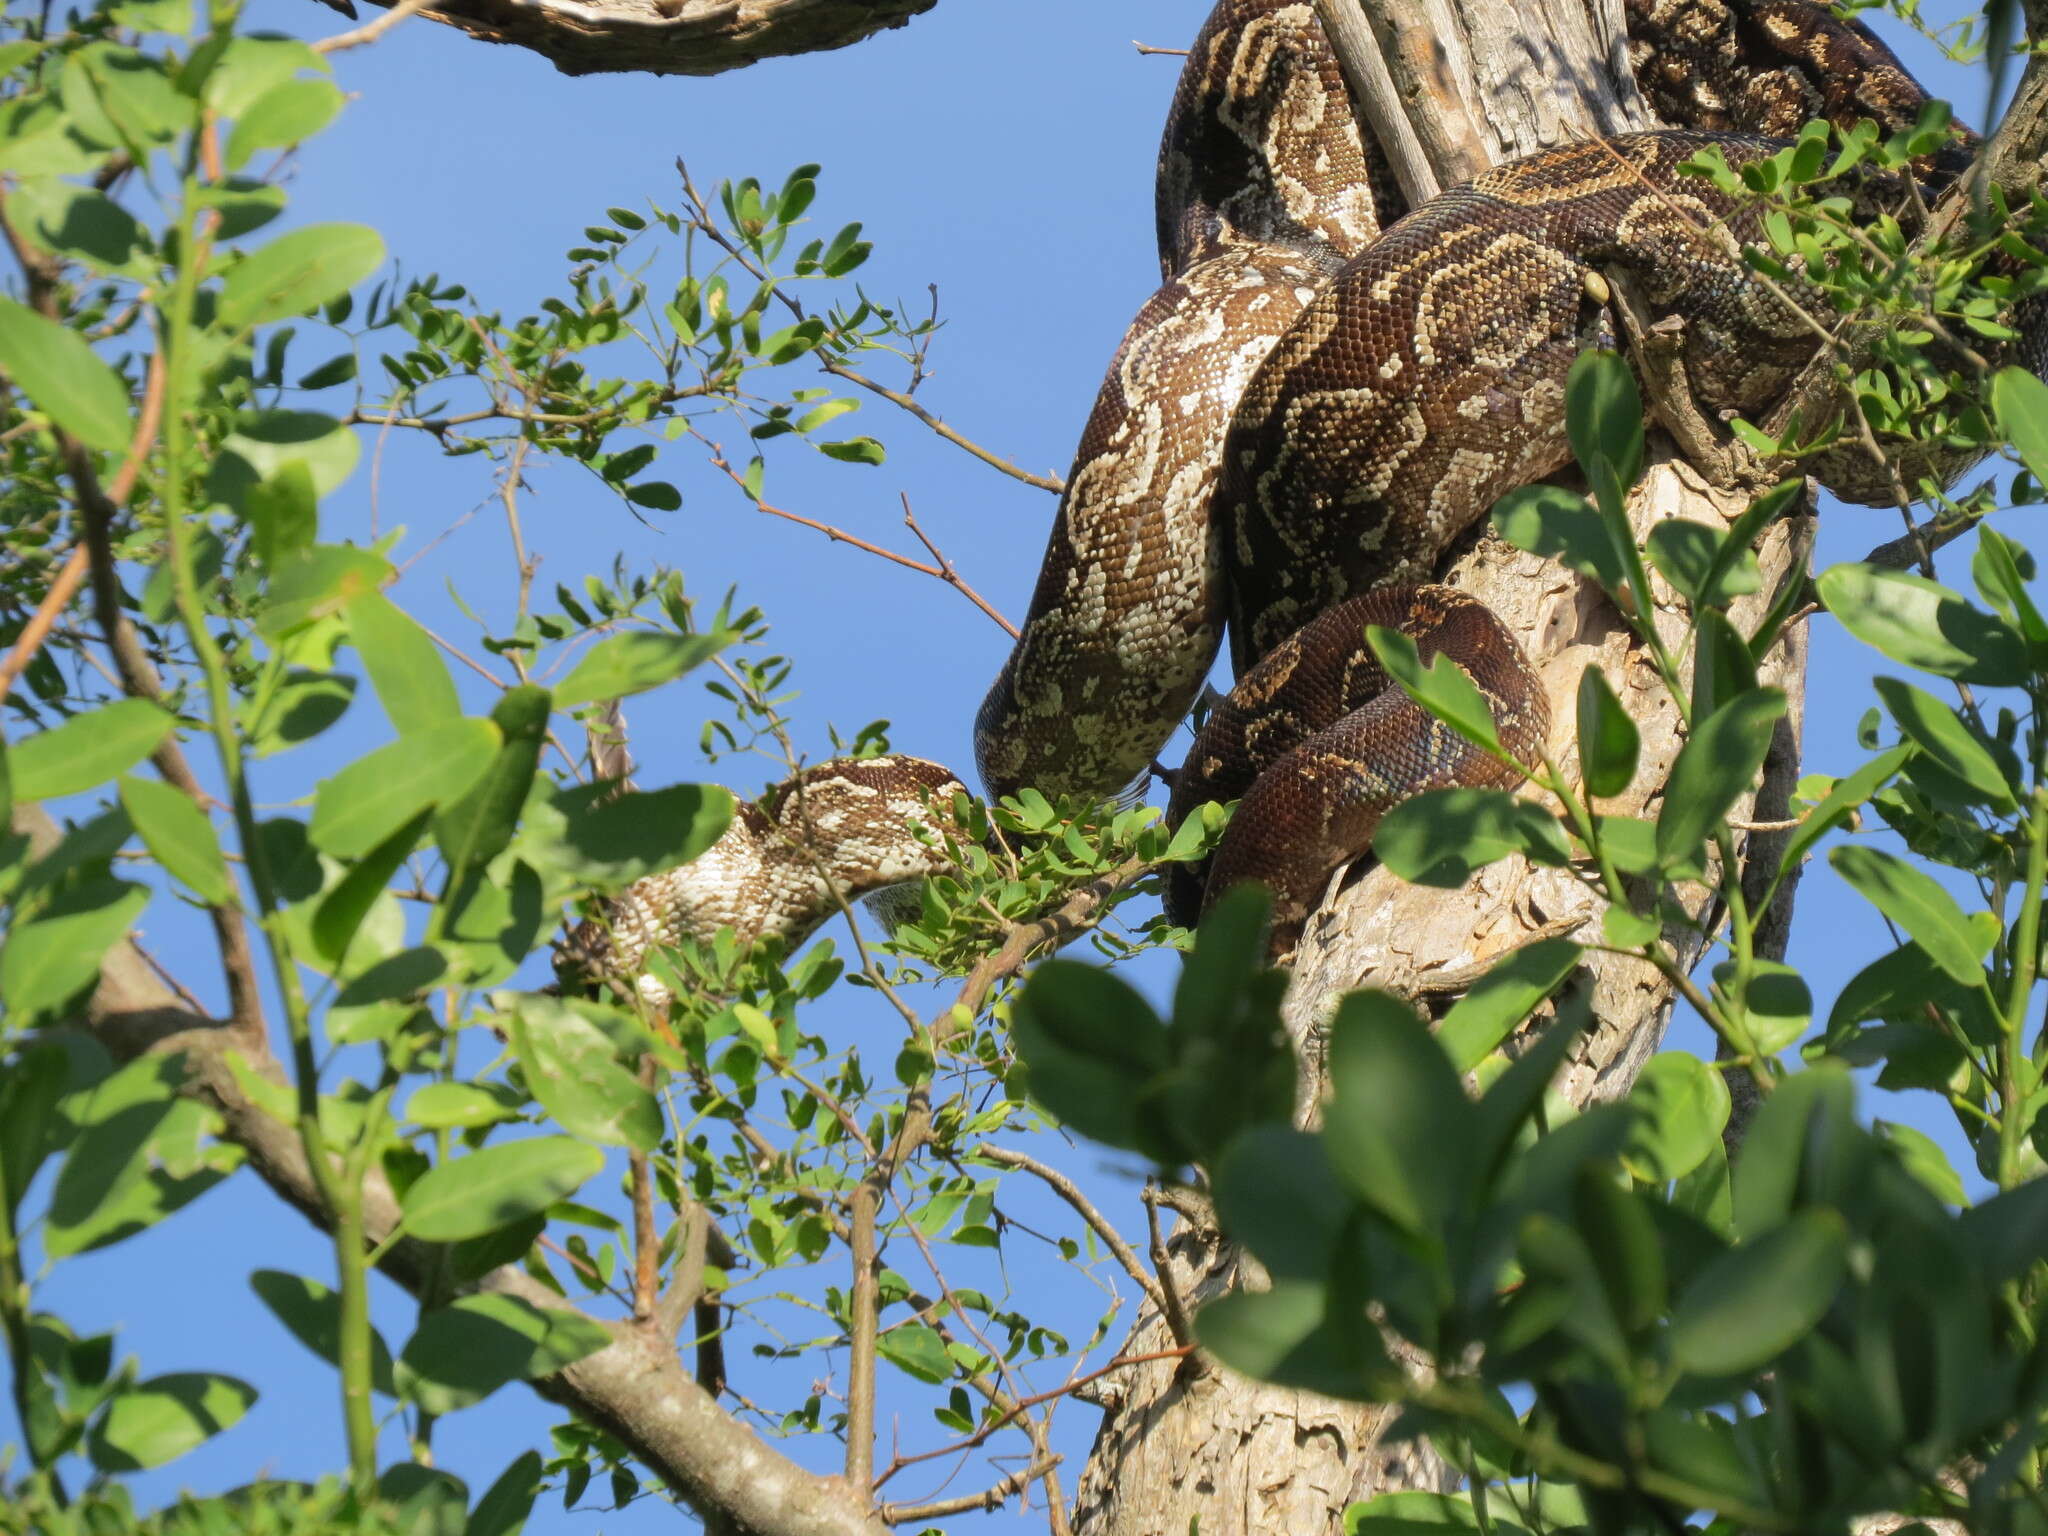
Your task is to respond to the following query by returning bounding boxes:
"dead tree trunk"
[1068,2,1813,1530]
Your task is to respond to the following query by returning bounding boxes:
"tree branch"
[308,0,937,79]
[16,802,889,1536]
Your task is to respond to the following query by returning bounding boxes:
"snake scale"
[559,0,1967,990]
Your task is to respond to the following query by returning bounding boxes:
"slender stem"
[2000,785,2048,1188]
[156,128,374,1489]
[0,1181,66,1508]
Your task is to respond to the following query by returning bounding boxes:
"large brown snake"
[559,0,1973,990]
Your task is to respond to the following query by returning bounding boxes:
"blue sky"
[14,0,2019,1531]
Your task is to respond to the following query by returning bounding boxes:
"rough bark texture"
[319,0,936,78]
[1068,1,1811,1530]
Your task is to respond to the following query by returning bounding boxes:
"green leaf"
[1212,1127,1355,1282]
[215,410,359,501]
[1470,1015,1585,1195]
[1714,959,1812,1055]
[1958,1176,2048,1287]
[1689,607,1758,718]
[248,670,355,758]
[508,994,661,1151]
[86,1372,256,1471]
[241,461,318,567]
[1196,1281,1387,1402]
[876,1321,951,1384]
[1874,1120,1966,1206]
[1367,626,1500,754]
[311,808,432,969]
[1010,961,1170,1157]
[0,1043,72,1220]
[405,1082,517,1131]
[1830,844,1987,987]
[1623,1053,1732,1184]
[1492,483,1627,593]
[346,591,460,735]
[10,697,172,802]
[435,686,548,877]
[1346,1491,1524,1535]
[223,76,342,171]
[1322,990,1471,1240]
[217,223,384,332]
[1993,364,2048,491]
[1656,688,1785,871]
[308,717,498,858]
[1564,349,1644,504]
[257,545,392,638]
[117,776,232,906]
[1575,665,1638,799]
[1973,525,2048,646]
[7,180,151,275]
[467,1450,543,1536]
[397,1294,608,1415]
[43,1055,180,1256]
[1776,744,1914,884]
[1668,1209,1847,1374]
[1817,563,2026,685]
[1872,677,2015,810]
[248,1270,395,1396]
[1646,518,1747,605]
[1374,787,1570,887]
[0,295,132,452]
[0,878,149,1019]
[399,1137,603,1242]
[1574,1169,1667,1335]
[1436,938,1581,1074]
[1731,1064,1857,1238]
[525,782,733,891]
[552,630,733,709]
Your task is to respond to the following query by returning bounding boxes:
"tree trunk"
[1068,1,1813,1530]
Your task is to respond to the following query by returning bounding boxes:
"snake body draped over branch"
[560,0,1982,988]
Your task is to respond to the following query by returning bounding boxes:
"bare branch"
[879,1457,1060,1525]
[975,1145,1168,1321]
[311,0,437,52]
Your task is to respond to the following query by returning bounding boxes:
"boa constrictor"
[559,0,1964,990]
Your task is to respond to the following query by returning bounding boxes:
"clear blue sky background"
[12,0,2012,1530]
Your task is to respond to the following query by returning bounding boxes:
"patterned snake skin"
[560,0,1970,989]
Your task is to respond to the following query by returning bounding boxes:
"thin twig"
[673,156,1062,495]
[1142,1185,1198,1353]
[312,0,438,53]
[880,1456,1060,1525]
[0,351,166,703]
[976,1145,1167,1319]
[1131,41,1189,56]
[874,1347,1195,1483]
[822,360,1064,494]
[694,429,1017,636]
[901,493,1019,637]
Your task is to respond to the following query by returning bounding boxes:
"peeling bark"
[316,0,936,79]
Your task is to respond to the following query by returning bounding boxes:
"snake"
[558,0,1973,991]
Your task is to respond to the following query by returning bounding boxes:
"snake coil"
[561,0,1979,990]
